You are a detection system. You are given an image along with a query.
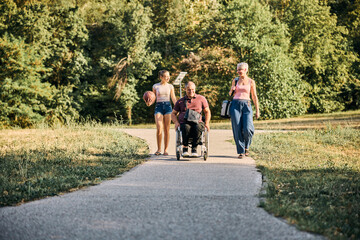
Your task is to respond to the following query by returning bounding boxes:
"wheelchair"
[175,126,209,161]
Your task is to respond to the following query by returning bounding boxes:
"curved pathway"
[0,129,324,240]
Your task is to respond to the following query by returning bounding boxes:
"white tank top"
[152,83,174,102]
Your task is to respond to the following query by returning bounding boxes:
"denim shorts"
[154,101,172,115]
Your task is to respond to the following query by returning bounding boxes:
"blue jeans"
[154,101,172,115]
[230,99,254,154]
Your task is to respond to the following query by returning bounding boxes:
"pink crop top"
[233,78,251,100]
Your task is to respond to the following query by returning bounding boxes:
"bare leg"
[154,113,164,153]
[163,114,171,154]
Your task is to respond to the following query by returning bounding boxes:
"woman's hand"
[229,86,236,96]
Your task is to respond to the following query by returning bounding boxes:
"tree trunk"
[127,106,132,125]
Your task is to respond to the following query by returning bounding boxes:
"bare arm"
[250,80,260,119]
[203,107,211,131]
[170,86,177,105]
[171,109,180,130]
[147,87,156,107]
[229,78,236,96]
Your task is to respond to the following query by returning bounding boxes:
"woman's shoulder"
[232,77,240,85]
[248,78,256,87]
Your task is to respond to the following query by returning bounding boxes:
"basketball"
[143,91,156,106]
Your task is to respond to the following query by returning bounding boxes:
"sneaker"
[182,148,190,157]
[191,148,198,157]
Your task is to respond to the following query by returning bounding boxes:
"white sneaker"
[182,150,190,157]
[191,151,198,157]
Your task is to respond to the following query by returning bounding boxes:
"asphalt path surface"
[0,128,324,240]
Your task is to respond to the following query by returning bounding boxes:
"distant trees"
[0,1,88,126]
[267,0,358,112]
[0,0,359,127]
[81,0,160,124]
[220,0,307,119]
[0,34,53,127]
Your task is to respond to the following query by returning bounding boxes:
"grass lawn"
[251,127,360,239]
[1,110,359,239]
[127,109,360,130]
[0,123,148,206]
[212,109,360,130]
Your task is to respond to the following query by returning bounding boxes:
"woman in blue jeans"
[229,63,260,159]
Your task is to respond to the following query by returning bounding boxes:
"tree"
[0,0,17,35]
[0,34,55,127]
[7,3,89,88]
[267,0,358,112]
[1,1,90,126]
[206,0,307,119]
[83,0,160,123]
[151,0,306,119]
[175,48,238,117]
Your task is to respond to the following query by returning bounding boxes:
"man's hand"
[205,123,210,132]
[203,106,211,132]
[174,121,180,131]
[171,109,179,130]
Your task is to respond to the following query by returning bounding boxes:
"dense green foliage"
[267,0,359,113]
[0,0,359,127]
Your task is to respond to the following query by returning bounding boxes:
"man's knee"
[197,122,205,131]
[180,123,191,139]
[181,123,190,132]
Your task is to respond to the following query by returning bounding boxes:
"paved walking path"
[0,129,323,240]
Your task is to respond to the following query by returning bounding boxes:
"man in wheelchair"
[171,81,211,157]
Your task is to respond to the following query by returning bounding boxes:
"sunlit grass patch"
[0,126,148,206]
[252,126,360,239]
[254,110,360,130]
[210,109,360,130]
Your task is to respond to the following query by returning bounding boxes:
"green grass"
[126,109,360,130]
[0,123,149,206]
[2,110,360,240]
[251,126,360,239]
[253,110,360,130]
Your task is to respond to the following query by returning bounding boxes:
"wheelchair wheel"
[176,128,182,161]
[203,129,209,161]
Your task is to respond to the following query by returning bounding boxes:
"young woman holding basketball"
[152,70,177,156]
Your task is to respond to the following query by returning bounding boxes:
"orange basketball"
[143,91,156,106]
